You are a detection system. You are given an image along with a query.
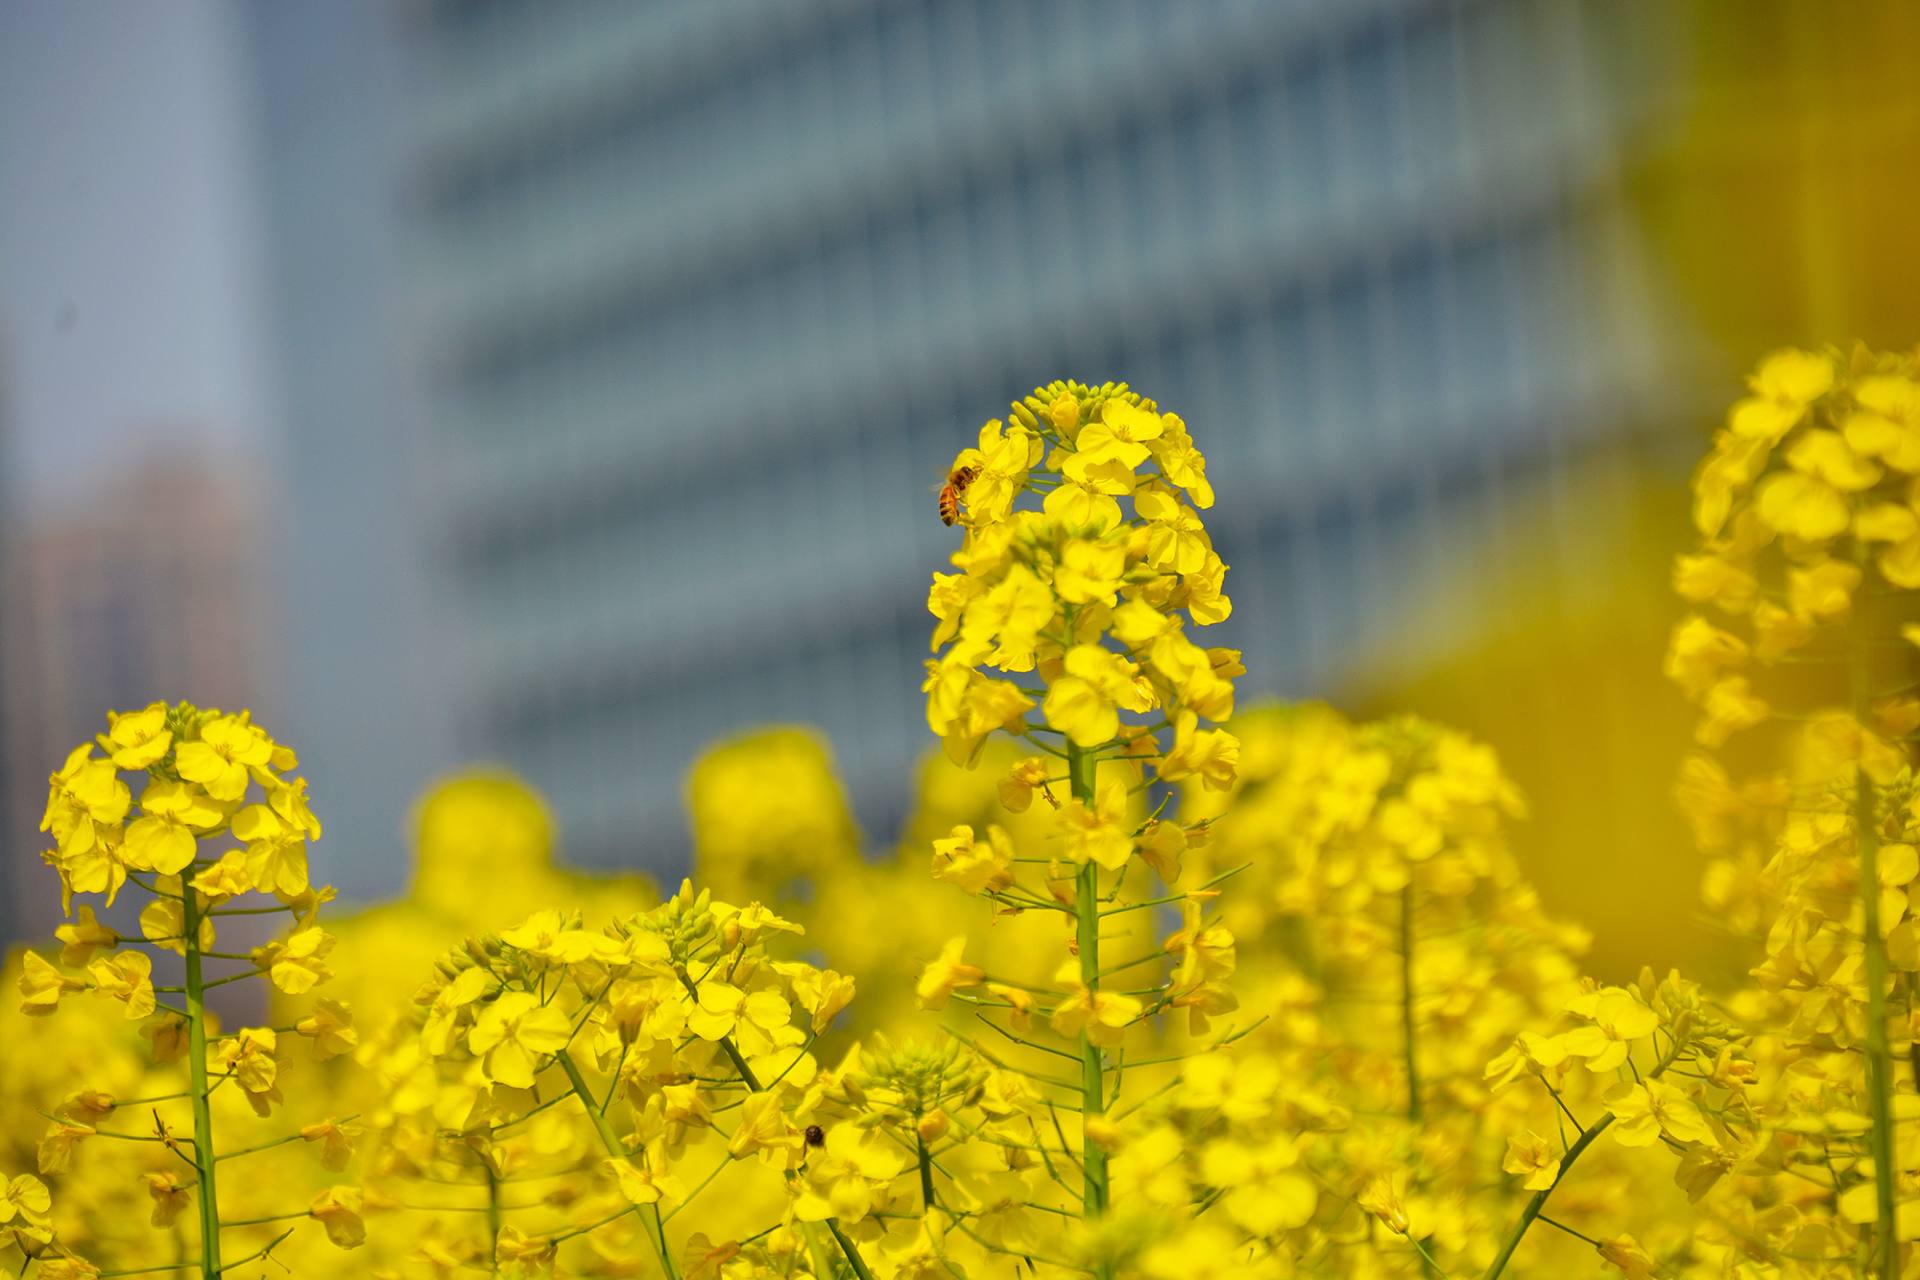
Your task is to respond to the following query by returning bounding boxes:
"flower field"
[7,354,1920,1278]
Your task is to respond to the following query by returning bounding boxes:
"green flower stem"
[1484,1028,1690,1280]
[485,1162,503,1272]
[674,968,767,1092]
[180,887,222,1279]
[1067,740,1113,1280]
[1853,592,1900,1280]
[917,1133,936,1211]
[823,1221,879,1280]
[555,1049,679,1280]
[1400,885,1423,1125]
[714,1042,879,1280]
[654,985,881,1280]
[1480,1113,1614,1280]
[1401,884,1438,1280]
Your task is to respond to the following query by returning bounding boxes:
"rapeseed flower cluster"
[8,704,361,1278]
[1664,345,1920,1278]
[913,381,1274,1278]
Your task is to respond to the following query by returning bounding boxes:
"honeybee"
[936,464,979,527]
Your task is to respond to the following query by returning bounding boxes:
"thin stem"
[554,1049,679,1280]
[824,1220,879,1280]
[1067,741,1112,1280]
[485,1161,502,1263]
[917,1132,936,1212]
[213,1113,357,1164]
[692,1009,884,1280]
[658,1154,732,1227]
[181,887,222,1279]
[674,969,765,1091]
[215,1210,306,1228]
[1097,863,1249,917]
[216,1227,294,1273]
[1852,589,1900,1280]
[1480,1115,1613,1280]
[1400,884,1423,1125]
[1535,1213,1601,1247]
[1401,883,1437,1279]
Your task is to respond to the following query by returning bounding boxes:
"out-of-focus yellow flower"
[790,1126,907,1224]
[605,1148,682,1205]
[18,952,85,1017]
[1728,347,1833,441]
[1694,675,1769,747]
[0,1173,52,1246]
[1596,1233,1661,1278]
[916,939,984,1010]
[253,927,335,996]
[995,756,1054,813]
[143,1171,193,1228]
[929,824,1014,894]
[1049,962,1140,1047]
[54,906,119,967]
[295,996,357,1060]
[1605,1078,1713,1148]
[1562,987,1659,1073]
[494,1226,556,1278]
[1502,1131,1559,1191]
[728,1091,802,1165]
[1157,710,1239,791]
[299,1117,359,1170]
[1055,778,1134,871]
[84,951,154,1020]
[215,1027,282,1117]
[37,1119,93,1173]
[1754,469,1850,540]
[308,1185,366,1249]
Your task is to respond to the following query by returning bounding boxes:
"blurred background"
[2,0,1917,980]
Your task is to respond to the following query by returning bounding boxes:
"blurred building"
[243,0,1920,905]
[0,455,268,942]
[245,0,456,904]
[361,0,1698,872]
[0,363,14,944]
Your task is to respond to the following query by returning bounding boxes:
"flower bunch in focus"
[11,703,361,1279]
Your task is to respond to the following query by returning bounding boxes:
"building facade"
[377,0,1695,870]
[0,457,270,940]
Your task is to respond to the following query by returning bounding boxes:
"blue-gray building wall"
[395,0,1687,871]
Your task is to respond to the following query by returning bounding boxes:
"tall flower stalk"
[20,702,363,1278]
[918,380,1246,1276]
[1669,345,1920,1278]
